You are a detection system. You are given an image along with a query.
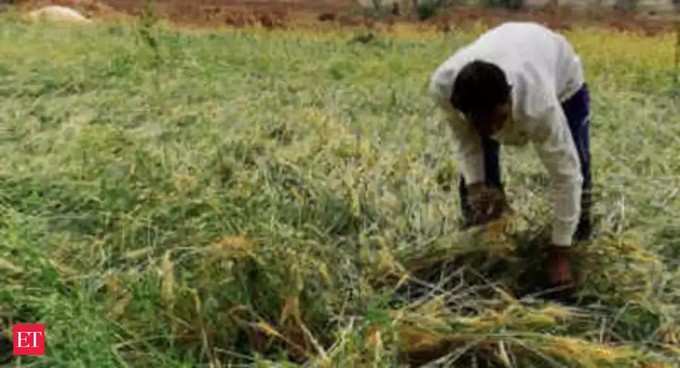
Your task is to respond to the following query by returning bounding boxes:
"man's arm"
[532,103,583,247]
[445,115,485,185]
[429,82,486,185]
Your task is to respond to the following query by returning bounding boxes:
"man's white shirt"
[429,22,586,246]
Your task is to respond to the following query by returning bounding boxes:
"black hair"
[450,60,511,122]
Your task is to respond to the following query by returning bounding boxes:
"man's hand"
[466,183,510,226]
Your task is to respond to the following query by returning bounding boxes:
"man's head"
[450,60,512,137]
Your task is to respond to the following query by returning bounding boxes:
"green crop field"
[0,12,679,367]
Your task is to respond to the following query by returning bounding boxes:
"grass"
[0,11,679,367]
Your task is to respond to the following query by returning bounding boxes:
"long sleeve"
[429,78,486,185]
[532,103,583,246]
[446,116,485,185]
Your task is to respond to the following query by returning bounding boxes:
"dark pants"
[459,85,592,240]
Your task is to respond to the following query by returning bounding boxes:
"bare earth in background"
[14,0,676,34]
[50,0,676,35]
